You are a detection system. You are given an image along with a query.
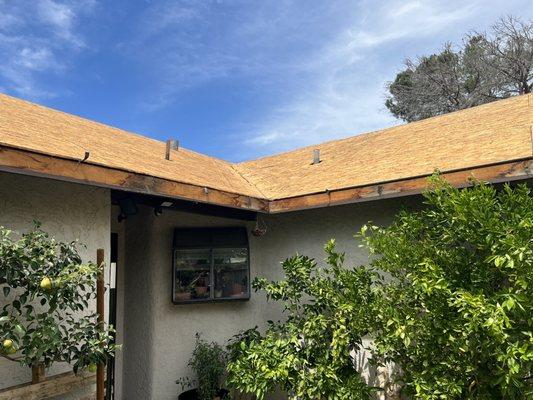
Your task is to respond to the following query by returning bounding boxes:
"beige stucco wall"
[120,196,420,400]
[0,171,110,393]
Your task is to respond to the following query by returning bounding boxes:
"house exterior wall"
[0,171,110,393]
[121,196,421,400]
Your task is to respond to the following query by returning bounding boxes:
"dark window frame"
[171,227,251,304]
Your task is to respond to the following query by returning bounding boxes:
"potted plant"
[195,275,208,297]
[177,334,229,400]
[0,223,118,382]
[176,281,192,301]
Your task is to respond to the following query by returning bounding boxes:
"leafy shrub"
[364,178,533,399]
[226,241,378,400]
[227,177,533,399]
[0,223,117,372]
[178,334,228,400]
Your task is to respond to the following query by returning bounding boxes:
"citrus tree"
[363,178,533,399]
[226,240,378,400]
[0,223,117,376]
[227,177,532,400]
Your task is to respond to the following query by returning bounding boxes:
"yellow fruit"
[40,277,52,291]
[6,346,16,354]
[88,363,97,373]
[2,339,13,349]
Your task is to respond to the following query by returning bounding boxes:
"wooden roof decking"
[0,93,531,212]
[235,94,533,199]
[0,94,262,198]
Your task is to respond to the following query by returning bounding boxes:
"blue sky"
[1,1,532,161]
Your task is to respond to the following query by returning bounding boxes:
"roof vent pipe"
[165,139,179,160]
[312,149,321,165]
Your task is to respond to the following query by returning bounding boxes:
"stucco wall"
[121,196,420,400]
[0,171,110,392]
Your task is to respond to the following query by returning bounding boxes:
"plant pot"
[176,292,191,301]
[31,363,46,383]
[196,286,208,296]
[178,388,229,400]
[231,283,244,296]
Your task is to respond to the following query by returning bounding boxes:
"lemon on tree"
[40,276,52,291]
[0,223,119,380]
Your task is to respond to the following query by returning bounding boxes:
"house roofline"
[0,144,531,214]
[268,158,533,212]
[0,145,269,212]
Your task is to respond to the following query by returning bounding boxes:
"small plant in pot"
[177,333,229,400]
[175,281,192,301]
[195,274,208,298]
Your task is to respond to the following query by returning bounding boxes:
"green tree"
[386,16,533,122]
[0,223,117,376]
[363,178,533,398]
[228,177,533,399]
[226,241,378,400]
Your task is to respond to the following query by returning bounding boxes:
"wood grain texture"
[96,249,105,400]
[0,372,95,400]
[0,93,262,198]
[236,94,533,199]
[0,146,269,212]
[1,93,531,213]
[268,158,533,212]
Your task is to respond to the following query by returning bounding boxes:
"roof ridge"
[229,163,269,199]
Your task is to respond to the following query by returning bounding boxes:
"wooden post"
[31,363,45,384]
[96,249,105,400]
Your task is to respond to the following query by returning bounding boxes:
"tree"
[226,241,378,400]
[228,177,533,399]
[363,178,533,399]
[386,16,533,122]
[0,223,117,378]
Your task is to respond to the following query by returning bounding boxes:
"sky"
[0,0,532,162]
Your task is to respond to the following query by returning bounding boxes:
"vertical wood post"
[96,249,105,400]
[31,363,45,384]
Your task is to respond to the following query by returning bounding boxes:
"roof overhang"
[0,145,269,212]
[268,158,533,212]
[1,144,531,214]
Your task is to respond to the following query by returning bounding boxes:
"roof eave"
[0,145,269,212]
[268,157,533,213]
[1,144,530,214]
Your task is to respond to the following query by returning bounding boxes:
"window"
[172,227,250,303]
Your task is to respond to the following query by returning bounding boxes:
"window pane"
[174,249,211,302]
[213,248,249,299]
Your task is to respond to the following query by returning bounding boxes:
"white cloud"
[349,0,479,49]
[0,0,95,99]
[110,0,533,159]
[236,0,483,156]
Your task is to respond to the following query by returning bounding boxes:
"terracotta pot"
[176,292,191,301]
[231,283,244,296]
[196,286,208,296]
[31,363,46,383]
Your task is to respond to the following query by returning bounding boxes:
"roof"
[235,94,533,199]
[0,92,531,212]
[0,94,261,198]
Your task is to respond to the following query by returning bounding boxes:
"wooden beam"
[0,372,95,400]
[1,145,531,215]
[96,249,105,400]
[268,158,533,213]
[0,146,269,212]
